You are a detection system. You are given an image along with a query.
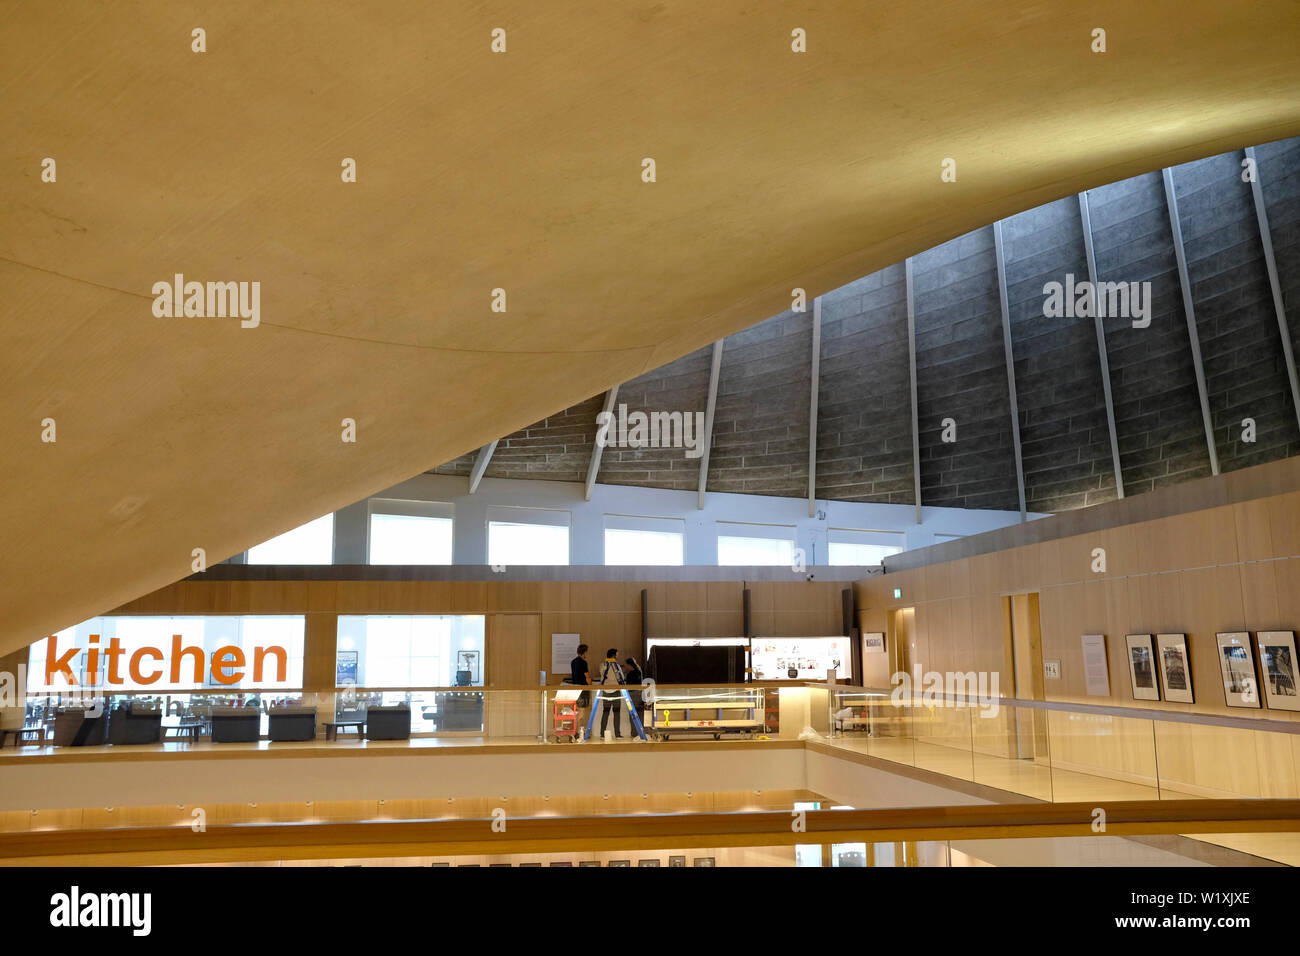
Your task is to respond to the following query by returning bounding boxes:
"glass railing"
[14,678,1300,814]
[12,683,786,746]
[819,684,1300,809]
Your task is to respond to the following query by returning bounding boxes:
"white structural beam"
[905,259,922,525]
[808,297,822,518]
[585,386,620,501]
[468,440,498,494]
[993,221,1028,522]
[1078,190,1126,499]
[1162,167,1220,476]
[697,340,724,510]
[1244,146,1300,435]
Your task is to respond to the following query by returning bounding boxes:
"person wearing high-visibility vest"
[596,648,625,740]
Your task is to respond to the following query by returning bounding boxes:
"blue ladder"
[584,688,647,740]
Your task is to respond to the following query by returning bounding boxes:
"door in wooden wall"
[889,607,915,680]
[1006,593,1047,759]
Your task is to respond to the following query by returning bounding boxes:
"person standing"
[569,644,592,739]
[597,648,625,740]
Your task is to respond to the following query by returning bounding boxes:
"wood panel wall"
[856,487,1300,724]
[0,789,822,835]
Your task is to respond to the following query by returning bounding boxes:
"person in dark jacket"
[569,644,592,738]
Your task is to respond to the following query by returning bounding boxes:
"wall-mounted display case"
[750,636,853,682]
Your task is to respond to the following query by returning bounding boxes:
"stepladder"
[584,688,647,741]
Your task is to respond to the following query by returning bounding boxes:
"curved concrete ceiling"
[2,2,1299,654]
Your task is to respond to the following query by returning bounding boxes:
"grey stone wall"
[912,228,1020,511]
[1087,171,1213,495]
[1002,197,1119,513]
[597,345,712,490]
[470,394,607,483]
[815,264,914,503]
[1173,152,1300,471]
[1258,138,1300,368]
[706,310,813,499]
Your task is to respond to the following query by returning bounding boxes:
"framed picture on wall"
[1124,634,1160,701]
[335,650,358,686]
[1215,632,1260,709]
[1256,631,1300,712]
[862,632,886,655]
[1155,634,1193,704]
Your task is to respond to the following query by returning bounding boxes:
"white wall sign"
[551,633,582,678]
[1043,659,1061,680]
[1081,634,1110,697]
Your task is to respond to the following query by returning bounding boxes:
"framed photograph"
[608,859,631,867]
[550,861,572,867]
[578,860,600,867]
[1256,631,1300,712]
[668,855,686,867]
[693,857,716,867]
[1155,634,1193,704]
[1124,634,1160,701]
[637,859,661,867]
[862,632,886,655]
[1215,632,1260,709]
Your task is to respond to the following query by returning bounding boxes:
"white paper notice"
[1081,634,1110,697]
[551,633,582,678]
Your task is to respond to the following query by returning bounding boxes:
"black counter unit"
[268,705,317,742]
[365,705,412,740]
[209,706,261,743]
[108,702,163,745]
